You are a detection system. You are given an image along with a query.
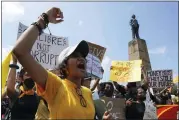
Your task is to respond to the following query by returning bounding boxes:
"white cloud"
[78,20,83,26]
[149,46,167,55]
[2,2,24,23]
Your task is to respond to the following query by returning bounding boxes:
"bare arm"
[12,18,47,89]
[91,78,100,91]
[141,68,149,90]
[6,57,18,98]
[12,7,64,89]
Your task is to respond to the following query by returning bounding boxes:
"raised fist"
[45,7,64,24]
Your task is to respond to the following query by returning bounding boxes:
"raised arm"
[6,54,18,98]
[141,67,149,90]
[91,78,100,92]
[12,7,64,89]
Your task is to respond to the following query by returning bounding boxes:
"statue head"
[132,14,136,19]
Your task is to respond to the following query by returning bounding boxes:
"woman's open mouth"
[77,62,86,70]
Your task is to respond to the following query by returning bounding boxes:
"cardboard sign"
[110,60,142,82]
[100,97,126,120]
[17,22,69,69]
[86,53,103,79]
[147,70,173,88]
[94,99,107,120]
[87,42,106,62]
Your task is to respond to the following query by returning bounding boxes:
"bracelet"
[40,13,49,28]
[9,64,19,69]
[31,22,43,35]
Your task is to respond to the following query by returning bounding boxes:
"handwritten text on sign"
[147,70,173,88]
[86,53,103,79]
[17,22,69,69]
[87,42,106,62]
[102,97,126,120]
[110,60,142,82]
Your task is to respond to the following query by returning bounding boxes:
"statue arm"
[129,20,132,26]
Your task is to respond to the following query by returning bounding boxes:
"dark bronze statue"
[130,14,140,39]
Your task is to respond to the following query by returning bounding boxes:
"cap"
[57,40,89,66]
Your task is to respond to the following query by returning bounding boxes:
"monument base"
[128,39,152,86]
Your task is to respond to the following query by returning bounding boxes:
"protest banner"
[157,105,179,120]
[147,70,173,88]
[94,99,106,120]
[143,90,157,119]
[17,22,69,69]
[86,53,103,79]
[110,60,142,82]
[100,97,126,120]
[87,42,106,62]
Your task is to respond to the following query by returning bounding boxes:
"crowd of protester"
[2,61,178,119]
[1,7,179,120]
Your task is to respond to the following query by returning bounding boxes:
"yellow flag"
[173,76,178,83]
[110,60,142,82]
[2,52,12,90]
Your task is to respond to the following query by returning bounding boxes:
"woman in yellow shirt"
[12,7,110,119]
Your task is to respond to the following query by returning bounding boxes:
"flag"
[2,52,12,90]
[173,76,178,83]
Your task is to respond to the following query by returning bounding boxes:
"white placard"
[17,22,69,69]
[86,53,103,79]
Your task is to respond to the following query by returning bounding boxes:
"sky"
[1,2,178,84]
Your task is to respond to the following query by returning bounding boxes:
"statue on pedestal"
[130,14,140,39]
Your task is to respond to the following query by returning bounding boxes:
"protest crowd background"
[1,6,179,120]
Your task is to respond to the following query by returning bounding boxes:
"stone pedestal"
[128,39,152,85]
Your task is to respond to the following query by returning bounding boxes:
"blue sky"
[2,2,178,83]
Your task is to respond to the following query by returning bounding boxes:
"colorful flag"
[157,105,179,120]
[173,76,178,83]
[2,52,12,90]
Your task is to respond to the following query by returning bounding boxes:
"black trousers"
[132,27,140,39]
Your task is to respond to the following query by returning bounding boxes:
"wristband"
[40,13,49,28]
[31,22,43,35]
[9,64,19,69]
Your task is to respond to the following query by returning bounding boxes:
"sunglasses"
[75,88,87,107]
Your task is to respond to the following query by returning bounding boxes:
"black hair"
[19,68,25,79]
[105,82,114,93]
[127,82,136,89]
[99,82,106,91]
[24,78,35,90]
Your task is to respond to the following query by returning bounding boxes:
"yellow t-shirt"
[36,71,95,119]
